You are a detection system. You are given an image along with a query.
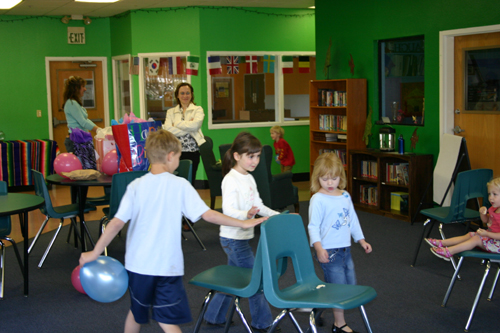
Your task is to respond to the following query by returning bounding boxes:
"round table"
[46,174,112,252]
[0,193,45,296]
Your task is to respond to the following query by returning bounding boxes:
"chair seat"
[421,206,479,222]
[190,265,253,296]
[457,250,500,261]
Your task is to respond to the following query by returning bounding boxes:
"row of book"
[386,163,409,185]
[359,185,378,206]
[313,133,347,142]
[317,89,347,106]
[319,149,347,166]
[360,160,378,179]
[319,114,347,131]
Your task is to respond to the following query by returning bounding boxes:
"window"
[379,36,424,125]
[138,52,190,122]
[112,55,133,120]
[207,52,315,129]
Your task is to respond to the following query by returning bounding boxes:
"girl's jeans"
[203,237,273,329]
[318,247,357,285]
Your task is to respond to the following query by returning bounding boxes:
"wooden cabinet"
[349,149,433,222]
[309,79,367,183]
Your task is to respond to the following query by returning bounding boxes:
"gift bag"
[112,121,162,172]
[70,128,97,170]
[95,127,116,172]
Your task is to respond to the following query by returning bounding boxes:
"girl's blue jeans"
[317,247,357,285]
[203,237,273,329]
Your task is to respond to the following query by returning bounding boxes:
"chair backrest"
[199,137,222,197]
[447,168,493,221]
[249,145,273,207]
[108,171,148,219]
[260,214,322,308]
[176,159,192,183]
[32,170,55,216]
[0,181,11,237]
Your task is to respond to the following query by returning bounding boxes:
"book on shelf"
[361,160,378,179]
[317,89,348,107]
[386,163,409,185]
[319,148,346,166]
[391,192,408,211]
[360,184,378,206]
[313,133,338,142]
[318,114,347,131]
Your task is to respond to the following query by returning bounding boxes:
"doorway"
[45,57,109,152]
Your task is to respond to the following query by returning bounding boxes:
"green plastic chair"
[260,214,377,333]
[199,136,223,209]
[176,160,206,251]
[411,169,493,268]
[99,170,148,256]
[0,181,23,299]
[30,170,94,268]
[442,250,500,332]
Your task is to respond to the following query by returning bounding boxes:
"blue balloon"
[80,256,128,303]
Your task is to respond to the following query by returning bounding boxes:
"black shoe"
[315,315,324,327]
[332,324,358,333]
[252,326,281,333]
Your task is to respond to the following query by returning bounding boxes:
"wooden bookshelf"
[309,79,367,187]
[349,149,433,222]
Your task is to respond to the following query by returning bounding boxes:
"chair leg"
[0,241,4,299]
[293,202,300,214]
[438,223,461,280]
[442,256,465,307]
[224,300,237,333]
[270,310,288,333]
[66,222,73,243]
[307,311,318,333]
[183,217,206,251]
[38,220,64,269]
[28,216,49,254]
[411,218,435,267]
[210,196,216,210]
[192,290,215,333]
[359,305,373,333]
[234,297,253,333]
[487,263,500,301]
[287,311,304,333]
[464,260,492,332]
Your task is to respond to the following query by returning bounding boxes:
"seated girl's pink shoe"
[430,247,453,261]
[425,238,443,247]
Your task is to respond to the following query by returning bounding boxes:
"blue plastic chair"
[412,169,493,270]
[30,170,95,268]
[260,214,377,333]
[442,250,500,332]
[0,181,23,299]
[176,160,206,250]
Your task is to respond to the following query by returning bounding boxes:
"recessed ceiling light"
[0,0,23,10]
[75,0,120,3]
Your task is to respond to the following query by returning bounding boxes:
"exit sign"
[68,27,85,44]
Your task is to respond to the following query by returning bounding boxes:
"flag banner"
[263,55,275,73]
[246,55,258,74]
[168,56,183,75]
[148,57,160,76]
[299,56,310,73]
[129,56,139,75]
[282,56,293,74]
[208,56,222,75]
[226,56,239,74]
[186,56,199,76]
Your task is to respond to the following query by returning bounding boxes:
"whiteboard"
[433,134,464,206]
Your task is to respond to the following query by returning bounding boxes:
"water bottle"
[398,134,404,154]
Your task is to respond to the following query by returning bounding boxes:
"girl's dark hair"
[174,82,195,106]
[63,76,86,107]
[222,132,262,177]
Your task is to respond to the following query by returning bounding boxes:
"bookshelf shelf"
[349,149,433,222]
[309,79,367,185]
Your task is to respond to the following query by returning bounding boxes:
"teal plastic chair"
[30,170,94,268]
[0,181,23,299]
[176,160,206,250]
[260,214,377,333]
[99,170,148,255]
[442,250,500,332]
[199,136,223,209]
[411,169,493,268]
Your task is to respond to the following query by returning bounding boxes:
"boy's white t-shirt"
[114,171,209,276]
[219,168,278,240]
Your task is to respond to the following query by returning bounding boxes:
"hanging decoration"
[263,55,275,73]
[208,56,222,75]
[226,56,239,74]
[282,56,293,74]
[298,56,310,73]
[245,56,258,74]
[186,56,199,76]
[148,57,159,76]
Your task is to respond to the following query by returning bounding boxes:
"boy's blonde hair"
[270,125,284,138]
[145,129,181,164]
[487,177,500,192]
[310,153,347,193]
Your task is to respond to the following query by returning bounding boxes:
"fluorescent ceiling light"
[0,0,23,10]
[308,6,315,9]
[75,0,120,3]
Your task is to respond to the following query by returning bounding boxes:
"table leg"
[77,186,95,252]
[20,212,28,296]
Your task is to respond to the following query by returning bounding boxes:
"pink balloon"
[54,153,82,178]
[102,149,119,176]
[71,266,86,294]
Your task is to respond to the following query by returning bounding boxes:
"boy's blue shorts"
[128,271,192,325]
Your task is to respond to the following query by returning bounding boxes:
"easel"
[411,134,471,267]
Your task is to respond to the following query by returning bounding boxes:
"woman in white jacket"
[163,82,206,187]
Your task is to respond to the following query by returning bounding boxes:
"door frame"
[439,24,500,145]
[45,56,110,140]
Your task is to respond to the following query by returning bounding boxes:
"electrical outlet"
[37,110,42,117]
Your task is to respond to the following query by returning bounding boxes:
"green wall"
[0,16,112,140]
[316,0,500,161]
